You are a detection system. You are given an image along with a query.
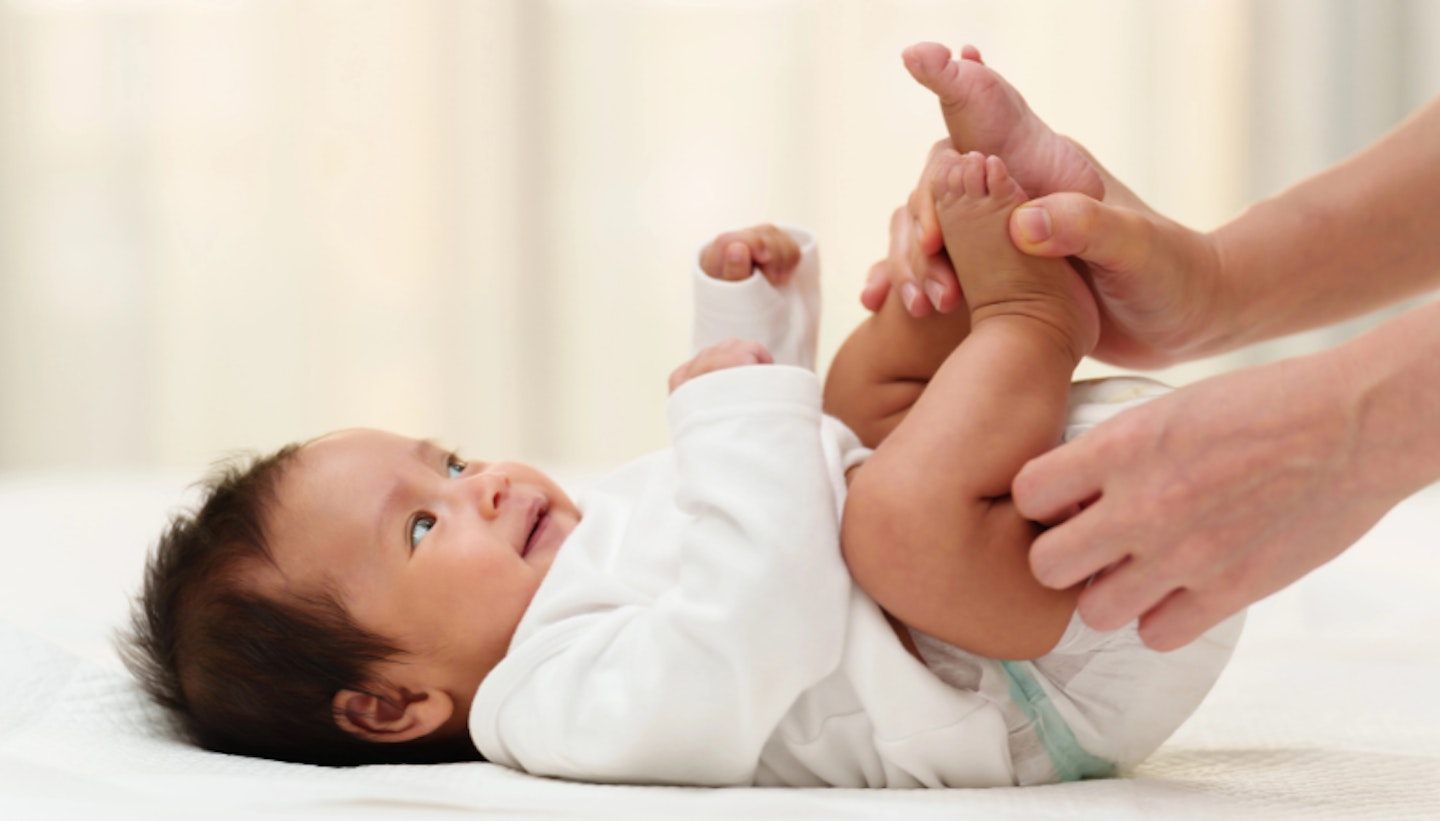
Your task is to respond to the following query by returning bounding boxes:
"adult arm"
[877,94,1440,367]
[1015,299,1440,650]
[1004,94,1440,649]
[1010,94,1440,360]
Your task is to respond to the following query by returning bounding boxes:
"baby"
[124,58,1242,785]
[124,148,1242,787]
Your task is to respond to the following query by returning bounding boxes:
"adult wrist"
[1187,220,1258,359]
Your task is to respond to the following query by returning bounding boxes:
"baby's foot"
[933,151,1099,363]
[905,43,1104,201]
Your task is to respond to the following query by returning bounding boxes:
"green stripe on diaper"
[1000,660,1116,782]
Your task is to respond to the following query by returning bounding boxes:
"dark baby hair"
[120,444,478,766]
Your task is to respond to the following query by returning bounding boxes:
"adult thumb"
[1009,193,1152,274]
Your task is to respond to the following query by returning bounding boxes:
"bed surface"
[3,470,1438,820]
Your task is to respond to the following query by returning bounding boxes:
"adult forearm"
[1014,299,1440,650]
[1331,299,1440,505]
[1210,96,1440,352]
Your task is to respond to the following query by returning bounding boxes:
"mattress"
[2,470,1438,820]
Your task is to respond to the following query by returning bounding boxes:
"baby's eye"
[410,514,436,549]
[447,456,467,478]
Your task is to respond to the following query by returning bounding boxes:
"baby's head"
[122,428,580,765]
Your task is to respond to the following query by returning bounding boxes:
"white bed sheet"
[2,470,1438,820]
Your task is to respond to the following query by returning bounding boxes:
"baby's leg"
[842,152,1097,660]
[940,151,1098,369]
[826,46,1122,445]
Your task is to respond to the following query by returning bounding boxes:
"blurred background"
[2,0,1439,473]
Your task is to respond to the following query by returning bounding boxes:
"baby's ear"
[332,686,454,743]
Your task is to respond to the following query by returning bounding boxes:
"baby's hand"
[700,224,801,285]
[668,338,773,394]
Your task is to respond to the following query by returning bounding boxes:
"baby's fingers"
[701,232,753,281]
[751,225,801,285]
[667,361,690,394]
[700,225,799,284]
[669,338,773,393]
[720,241,753,281]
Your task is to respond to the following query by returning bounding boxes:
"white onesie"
[469,228,1242,787]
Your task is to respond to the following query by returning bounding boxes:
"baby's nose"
[486,466,515,512]
[469,470,511,517]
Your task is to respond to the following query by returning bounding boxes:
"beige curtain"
[1,0,1435,470]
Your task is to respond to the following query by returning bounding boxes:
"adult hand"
[1006,192,1229,368]
[1012,354,1398,650]
[860,140,965,318]
[868,144,1233,369]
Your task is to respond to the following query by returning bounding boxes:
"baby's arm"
[837,153,1096,660]
[823,262,972,448]
[692,224,820,370]
[474,361,853,785]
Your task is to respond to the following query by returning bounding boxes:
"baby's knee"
[840,458,932,593]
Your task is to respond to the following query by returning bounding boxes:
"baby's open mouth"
[522,502,549,558]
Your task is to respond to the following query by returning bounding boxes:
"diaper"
[1063,376,1172,443]
[913,609,1244,785]
[912,376,1245,784]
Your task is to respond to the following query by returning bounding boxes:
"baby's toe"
[984,155,1026,203]
[927,149,964,204]
[960,151,989,196]
[902,42,955,91]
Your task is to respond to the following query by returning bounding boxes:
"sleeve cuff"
[691,226,817,321]
[666,364,822,431]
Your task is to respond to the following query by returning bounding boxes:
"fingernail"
[901,283,923,314]
[1015,204,1052,243]
[1034,566,1062,589]
[924,280,946,310]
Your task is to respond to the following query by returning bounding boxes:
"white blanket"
[3,471,1439,820]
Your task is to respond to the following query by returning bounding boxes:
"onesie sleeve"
[690,226,820,370]
[471,365,852,786]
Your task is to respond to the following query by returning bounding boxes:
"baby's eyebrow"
[412,437,445,465]
[373,439,447,551]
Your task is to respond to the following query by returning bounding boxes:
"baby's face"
[261,429,580,701]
